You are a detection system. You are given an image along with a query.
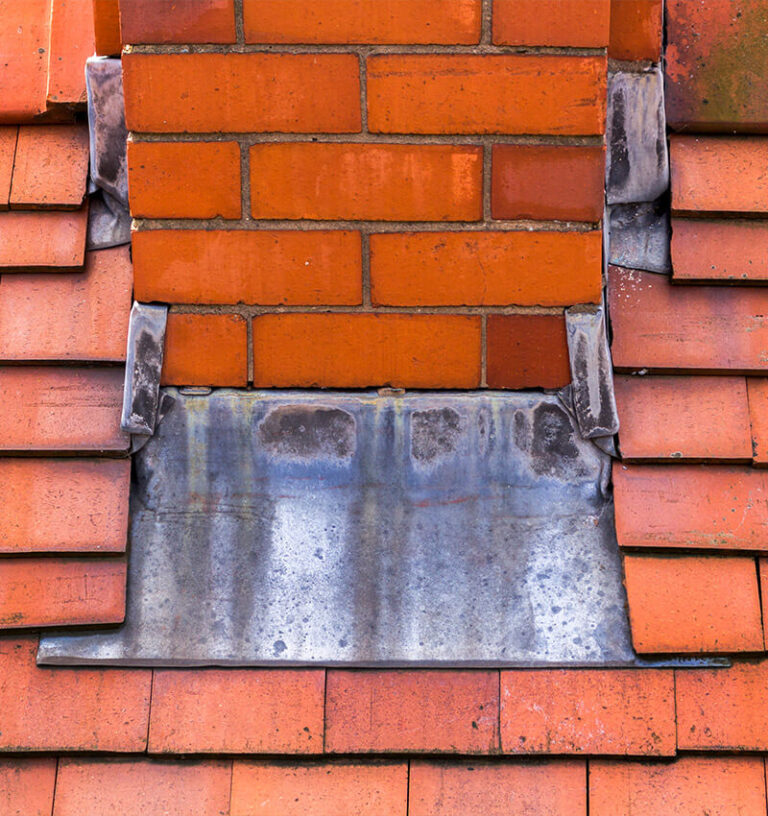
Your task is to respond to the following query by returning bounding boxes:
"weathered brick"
[123,53,361,133]
[500,669,675,755]
[590,757,766,816]
[119,0,235,44]
[748,378,768,464]
[231,762,408,816]
[409,760,586,816]
[162,313,248,387]
[0,246,133,361]
[149,669,325,754]
[0,367,129,452]
[53,759,232,816]
[614,375,752,461]
[493,0,610,46]
[92,0,121,55]
[243,0,482,44]
[133,229,362,305]
[614,463,768,551]
[250,143,482,221]
[672,219,768,281]
[127,141,241,219]
[0,758,56,816]
[370,231,601,307]
[491,146,605,222]
[609,266,768,372]
[623,554,763,653]
[671,136,768,215]
[486,314,571,389]
[0,458,129,554]
[608,0,663,61]
[367,55,606,135]
[252,314,482,388]
[0,126,17,209]
[0,208,88,268]
[0,636,150,750]
[325,671,499,753]
[46,0,94,106]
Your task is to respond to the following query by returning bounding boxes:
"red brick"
[671,136,768,215]
[486,314,571,389]
[666,0,768,132]
[609,266,768,372]
[614,375,752,461]
[371,231,601,307]
[124,53,360,133]
[493,0,610,46]
[162,313,248,387]
[0,246,133,362]
[672,219,768,282]
[0,636,150,750]
[614,463,768,551]
[250,143,482,221]
[128,141,241,219]
[491,146,605,222]
[120,0,235,43]
[46,0,95,106]
[149,669,325,754]
[0,126,17,209]
[0,208,88,268]
[53,759,232,816]
[0,758,56,816]
[409,760,586,816]
[231,761,408,816]
[133,229,362,305]
[0,367,129,452]
[500,669,675,755]
[623,554,763,653]
[325,670,499,753]
[252,314,481,389]
[10,125,89,209]
[0,458,129,554]
[590,757,766,815]
[0,556,126,628]
[92,0,121,55]
[748,378,768,464]
[608,0,663,61]
[0,0,50,122]
[243,0,482,44]
[677,660,768,749]
[367,55,606,135]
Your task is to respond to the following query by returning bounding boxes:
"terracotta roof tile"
[623,554,764,653]
[0,758,56,816]
[46,0,95,106]
[747,378,768,465]
[0,126,18,210]
[760,560,768,636]
[0,208,88,269]
[672,219,768,282]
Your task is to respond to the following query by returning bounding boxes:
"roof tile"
[747,378,768,465]
[672,219,768,282]
[0,758,56,816]
[0,126,18,210]
[46,0,95,106]
[0,208,88,269]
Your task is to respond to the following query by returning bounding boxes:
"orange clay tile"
[609,266,768,372]
[0,0,51,122]
[0,758,57,816]
[0,637,150,750]
[252,313,482,389]
[622,554,764,653]
[0,367,129,452]
[325,670,499,754]
[761,560,768,645]
[10,125,89,209]
[0,556,126,628]
[53,759,232,816]
[0,247,133,362]
[46,0,95,106]
[493,0,610,47]
[148,669,325,754]
[671,136,768,215]
[676,660,768,749]
[370,231,602,307]
[231,761,408,816]
[0,126,18,210]
[614,375,752,461]
[499,669,675,756]
[132,229,363,306]
[0,207,88,268]
[161,313,248,387]
[748,378,768,465]
[672,219,768,282]
[92,0,121,55]
[486,314,571,389]
[119,0,235,44]
[409,760,586,816]
[614,463,768,551]
[589,757,766,816]
[0,458,129,554]
[608,0,663,61]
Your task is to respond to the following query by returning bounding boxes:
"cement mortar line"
[608,58,660,74]
[132,219,602,232]
[480,313,488,387]
[166,304,570,317]
[233,0,245,45]
[481,0,493,45]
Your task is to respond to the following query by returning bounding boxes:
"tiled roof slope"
[3,1,768,814]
